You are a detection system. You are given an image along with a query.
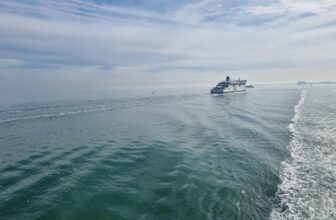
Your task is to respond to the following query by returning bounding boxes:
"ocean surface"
[0,86,335,220]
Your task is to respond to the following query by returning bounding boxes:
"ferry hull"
[211,84,246,94]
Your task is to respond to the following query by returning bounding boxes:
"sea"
[0,85,335,220]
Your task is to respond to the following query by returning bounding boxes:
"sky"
[0,0,336,102]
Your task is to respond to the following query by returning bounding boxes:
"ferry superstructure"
[211,76,247,94]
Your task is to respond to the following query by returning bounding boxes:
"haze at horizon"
[0,0,336,103]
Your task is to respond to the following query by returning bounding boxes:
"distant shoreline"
[253,81,336,86]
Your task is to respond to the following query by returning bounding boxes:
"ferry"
[211,76,247,94]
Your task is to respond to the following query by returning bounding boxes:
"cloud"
[246,0,336,16]
[0,58,25,67]
[0,0,335,96]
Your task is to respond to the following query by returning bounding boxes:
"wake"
[271,88,336,220]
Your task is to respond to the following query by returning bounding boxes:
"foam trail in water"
[288,89,305,133]
[0,95,190,124]
[271,88,336,220]
[0,107,115,123]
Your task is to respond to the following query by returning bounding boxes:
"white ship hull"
[222,84,246,93]
[211,79,247,94]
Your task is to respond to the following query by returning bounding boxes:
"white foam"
[0,103,144,124]
[288,90,305,133]
[271,89,336,220]
[0,95,188,124]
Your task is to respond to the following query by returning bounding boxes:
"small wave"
[0,94,198,124]
[0,107,116,124]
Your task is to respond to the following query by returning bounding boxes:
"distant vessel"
[297,81,308,85]
[246,85,254,88]
[211,76,247,94]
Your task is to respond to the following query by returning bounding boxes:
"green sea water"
[0,86,334,220]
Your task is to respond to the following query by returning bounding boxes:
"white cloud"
[0,0,335,91]
[247,0,336,16]
[0,58,25,67]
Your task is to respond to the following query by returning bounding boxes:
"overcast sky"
[0,0,336,102]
